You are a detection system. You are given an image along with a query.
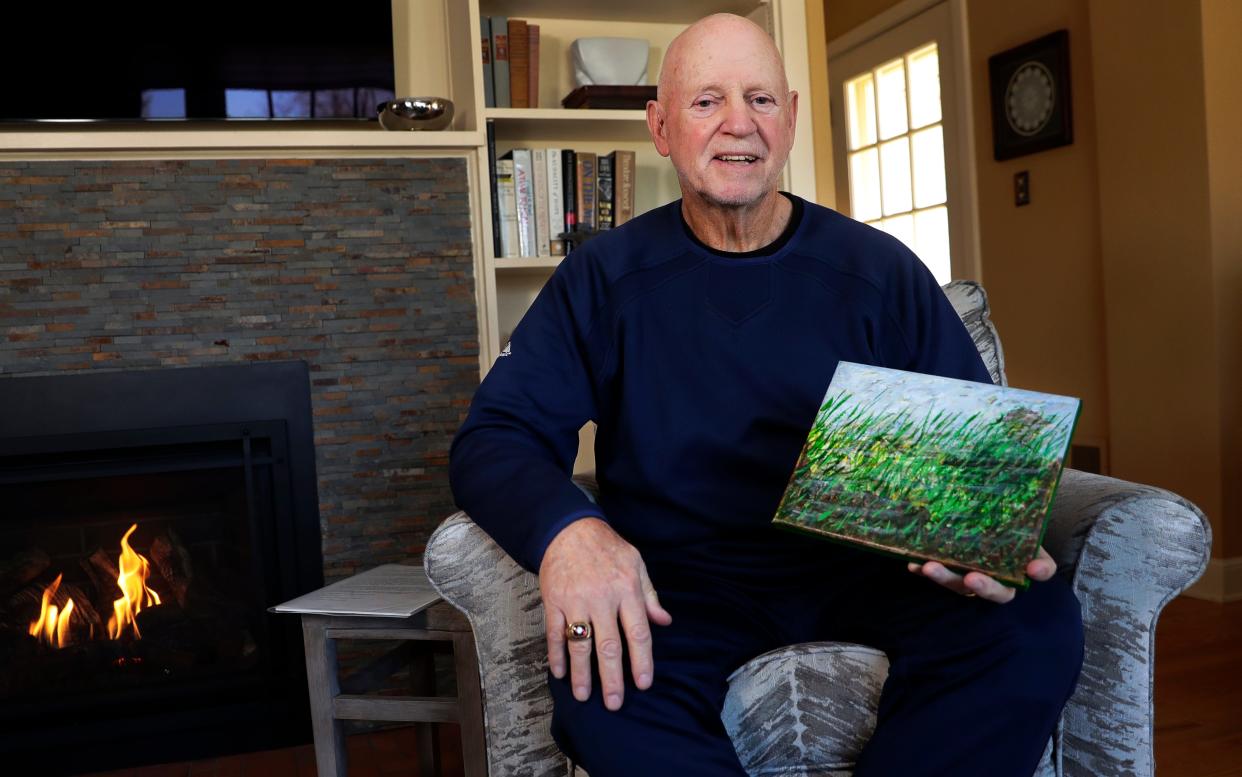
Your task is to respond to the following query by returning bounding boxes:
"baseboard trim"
[1182,557,1242,602]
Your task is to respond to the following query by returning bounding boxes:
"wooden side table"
[273,564,487,777]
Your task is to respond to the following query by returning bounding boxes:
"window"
[844,43,950,283]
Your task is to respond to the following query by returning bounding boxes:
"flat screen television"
[2,4,396,121]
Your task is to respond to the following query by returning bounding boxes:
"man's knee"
[1000,577,1084,709]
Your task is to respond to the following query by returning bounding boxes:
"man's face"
[648,22,798,209]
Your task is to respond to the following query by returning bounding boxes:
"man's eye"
[753,96,773,105]
[694,99,715,108]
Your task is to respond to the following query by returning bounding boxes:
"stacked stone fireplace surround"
[0,156,479,581]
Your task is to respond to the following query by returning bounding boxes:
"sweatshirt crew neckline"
[678,191,805,260]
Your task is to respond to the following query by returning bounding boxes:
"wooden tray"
[561,85,657,110]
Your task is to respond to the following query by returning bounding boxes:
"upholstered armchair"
[425,281,1212,777]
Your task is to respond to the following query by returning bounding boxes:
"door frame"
[827,0,982,282]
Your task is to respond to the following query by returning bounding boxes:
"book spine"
[490,17,509,108]
[615,150,636,225]
[532,148,550,256]
[480,17,494,109]
[528,25,540,109]
[597,154,614,231]
[577,152,597,231]
[495,158,518,258]
[546,148,565,256]
[563,150,577,234]
[507,19,529,110]
[511,148,536,257]
[486,120,501,257]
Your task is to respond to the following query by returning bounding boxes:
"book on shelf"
[501,149,537,257]
[494,158,519,258]
[576,152,597,232]
[486,120,501,257]
[563,149,577,235]
[546,148,565,256]
[597,153,614,230]
[772,362,1080,588]
[508,19,529,109]
[611,150,636,226]
[490,17,510,108]
[528,25,540,109]
[532,148,551,256]
[480,17,494,109]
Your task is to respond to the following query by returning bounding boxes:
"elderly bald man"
[450,13,1082,776]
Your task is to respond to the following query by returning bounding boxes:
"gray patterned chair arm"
[425,511,566,777]
[1041,468,1211,777]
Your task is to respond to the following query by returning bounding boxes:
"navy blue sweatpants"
[548,543,1083,776]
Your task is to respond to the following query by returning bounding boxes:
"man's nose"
[720,97,758,136]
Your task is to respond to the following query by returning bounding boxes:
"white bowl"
[570,37,649,87]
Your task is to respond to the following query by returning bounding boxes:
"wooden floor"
[1153,596,1242,777]
[83,595,1240,777]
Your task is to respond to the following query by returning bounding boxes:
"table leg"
[302,616,348,777]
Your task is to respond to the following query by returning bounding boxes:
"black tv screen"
[3,4,396,121]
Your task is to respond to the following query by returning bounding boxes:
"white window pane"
[272,90,312,118]
[915,206,952,284]
[849,148,882,222]
[226,89,270,118]
[845,73,877,151]
[879,214,915,251]
[907,43,942,129]
[912,125,947,208]
[879,137,912,216]
[141,88,186,118]
[876,58,908,140]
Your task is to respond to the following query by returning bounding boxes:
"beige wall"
[1089,0,1224,553]
[1201,0,1242,557]
[965,0,1109,463]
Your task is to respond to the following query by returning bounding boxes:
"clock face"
[1005,61,1055,137]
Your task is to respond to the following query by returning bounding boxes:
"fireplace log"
[6,578,104,644]
[150,533,191,608]
[87,549,120,589]
[79,555,120,602]
[0,549,51,598]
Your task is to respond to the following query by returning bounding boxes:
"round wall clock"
[988,30,1073,160]
[1006,61,1055,137]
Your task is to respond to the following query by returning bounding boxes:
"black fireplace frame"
[0,361,324,773]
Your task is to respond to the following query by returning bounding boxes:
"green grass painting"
[773,362,1080,587]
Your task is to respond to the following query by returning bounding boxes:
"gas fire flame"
[107,523,162,640]
[28,523,164,648]
[28,572,75,648]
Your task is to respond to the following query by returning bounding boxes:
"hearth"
[0,362,322,774]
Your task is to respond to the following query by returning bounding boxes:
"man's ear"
[787,90,799,138]
[647,100,671,158]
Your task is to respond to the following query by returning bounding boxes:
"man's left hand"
[906,547,1057,604]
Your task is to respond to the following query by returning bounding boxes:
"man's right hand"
[539,517,672,712]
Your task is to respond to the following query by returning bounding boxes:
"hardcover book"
[772,362,1080,588]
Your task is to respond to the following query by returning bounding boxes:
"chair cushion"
[723,643,888,775]
[721,642,1055,776]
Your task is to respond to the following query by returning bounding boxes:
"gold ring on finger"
[566,621,592,641]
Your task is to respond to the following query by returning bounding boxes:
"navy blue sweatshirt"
[450,194,992,576]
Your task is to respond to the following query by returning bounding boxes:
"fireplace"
[0,362,323,774]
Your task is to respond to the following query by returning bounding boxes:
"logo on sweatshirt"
[498,342,512,358]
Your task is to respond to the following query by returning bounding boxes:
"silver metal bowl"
[377,97,454,131]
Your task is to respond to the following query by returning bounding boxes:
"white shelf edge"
[494,256,563,270]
